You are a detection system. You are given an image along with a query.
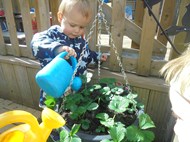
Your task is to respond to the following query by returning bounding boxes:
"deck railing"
[0,0,189,77]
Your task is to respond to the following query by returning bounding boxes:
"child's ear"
[57,11,63,23]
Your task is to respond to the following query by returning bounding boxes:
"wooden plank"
[122,55,138,73]
[34,0,40,32]
[109,0,125,71]
[0,55,40,69]
[14,65,34,108]
[6,44,33,58]
[18,0,34,58]
[102,3,112,25]
[124,18,167,54]
[131,0,144,49]
[11,0,20,13]
[94,45,167,77]
[49,0,59,25]
[1,63,22,104]
[2,0,20,56]
[150,60,166,77]
[0,28,6,55]
[157,0,176,45]
[87,0,98,52]
[90,68,169,93]
[0,1,2,7]
[137,2,161,76]
[0,49,167,78]
[27,67,40,109]
[146,90,172,142]
[131,86,150,112]
[0,64,9,99]
[38,0,50,31]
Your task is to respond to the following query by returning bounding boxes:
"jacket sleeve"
[85,45,101,64]
[30,27,63,60]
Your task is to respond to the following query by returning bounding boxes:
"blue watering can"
[36,52,82,98]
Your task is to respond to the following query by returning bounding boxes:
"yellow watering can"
[0,107,65,142]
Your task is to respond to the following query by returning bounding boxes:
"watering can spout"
[0,107,65,142]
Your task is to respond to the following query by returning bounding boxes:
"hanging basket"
[59,76,144,137]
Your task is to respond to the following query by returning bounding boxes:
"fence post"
[18,0,34,58]
[38,0,50,31]
[0,29,6,55]
[2,0,20,56]
[137,1,161,76]
[109,0,125,72]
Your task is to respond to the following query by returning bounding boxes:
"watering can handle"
[0,110,39,132]
[56,52,77,70]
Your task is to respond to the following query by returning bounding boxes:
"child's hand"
[62,46,77,59]
[55,46,77,59]
[100,53,108,61]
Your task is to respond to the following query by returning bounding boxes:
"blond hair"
[58,0,91,18]
[160,49,190,95]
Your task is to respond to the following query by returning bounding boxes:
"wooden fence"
[0,0,189,141]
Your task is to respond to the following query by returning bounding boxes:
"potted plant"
[48,73,156,142]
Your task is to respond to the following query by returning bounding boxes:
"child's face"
[58,7,91,39]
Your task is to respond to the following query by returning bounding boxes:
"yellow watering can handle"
[0,110,39,132]
[0,108,66,142]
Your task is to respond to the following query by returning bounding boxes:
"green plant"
[99,113,155,142]
[59,124,81,142]
[58,74,156,142]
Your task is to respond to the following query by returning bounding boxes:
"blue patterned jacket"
[30,25,100,76]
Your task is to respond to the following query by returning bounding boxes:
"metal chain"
[66,13,99,91]
[97,0,104,81]
[100,8,130,88]
[67,0,130,92]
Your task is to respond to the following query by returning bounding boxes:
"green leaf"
[93,84,102,90]
[139,113,156,130]
[103,86,111,92]
[100,118,114,128]
[69,137,82,142]
[69,136,82,142]
[102,87,111,95]
[81,119,90,130]
[126,123,155,142]
[105,90,112,95]
[109,125,126,142]
[95,125,106,133]
[126,125,139,141]
[44,95,56,109]
[101,140,113,142]
[99,78,116,84]
[100,139,113,142]
[87,103,99,110]
[60,129,82,142]
[115,88,124,95]
[127,92,138,99]
[96,113,109,120]
[70,106,87,119]
[137,102,145,110]
[70,124,81,136]
[108,96,129,113]
[141,130,155,142]
[60,129,69,141]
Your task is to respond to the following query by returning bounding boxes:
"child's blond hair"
[160,49,190,95]
[58,0,91,19]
